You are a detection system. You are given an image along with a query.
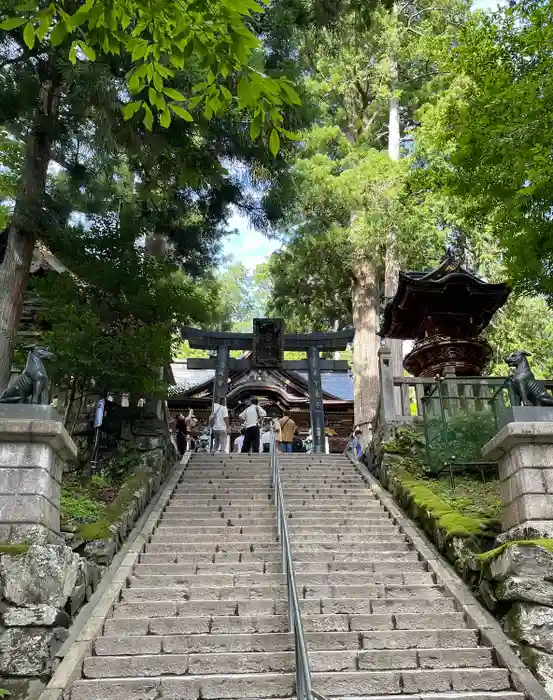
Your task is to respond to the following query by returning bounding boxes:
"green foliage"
[60,490,105,524]
[0,689,11,698]
[62,471,149,541]
[0,0,299,140]
[33,211,219,395]
[103,453,138,485]
[477,539,553,564]
[424,409,497,472]
[382,427,425,456]
[486,295,553,379]
[413,0,553,304]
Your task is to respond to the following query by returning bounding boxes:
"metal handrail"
[269,432,330,700]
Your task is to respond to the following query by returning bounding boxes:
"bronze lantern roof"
[379,254,510,341]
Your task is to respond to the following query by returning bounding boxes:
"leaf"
[249,113,262,141]
[170,104,193,121]
[0,17,26,30]
[163,87,186,102]
[0,689,11,698]
[50,21,67,46]
[23,21,35,49]
[269,129,280,156]
[77,40,95,60]
[281,82,301,106]
[121,101,141,121]
[159,109,171,128]
[131,41,147,62]
[143,103,153,131]
[279,128,301,141]
[152,71,163,92]
[237,77,249,108]
[69,40,77,64]
[36,17,50,41]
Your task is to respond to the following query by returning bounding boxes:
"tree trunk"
[385,62,404,413]
[0,77,60,391]
[352,258,380,445]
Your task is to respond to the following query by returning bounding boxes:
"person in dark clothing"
[292,429,305,453]
[175,413,187,457]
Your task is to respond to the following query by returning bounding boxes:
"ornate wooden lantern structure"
[379,254,510,377]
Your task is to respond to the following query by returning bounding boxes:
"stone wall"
[479,544,553,696]
[368,450,553,695]
[0,427,177,700]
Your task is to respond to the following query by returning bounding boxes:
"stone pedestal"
[0,405,77,544]
[483,420,553,539]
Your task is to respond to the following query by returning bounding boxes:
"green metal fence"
[422,377,498,479]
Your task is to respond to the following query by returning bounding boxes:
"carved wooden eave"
[170,366,351,410]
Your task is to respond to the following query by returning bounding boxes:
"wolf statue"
[504,350,553,407]
[0,346,54,404]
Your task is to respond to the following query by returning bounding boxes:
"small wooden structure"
[380,254,510,377]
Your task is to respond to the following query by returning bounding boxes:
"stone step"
[83,647,494,678]
[132,566,433,585]
[137,553,426,571]
[111,596,456,619]
[123,582,443,602]
[121,584,443,602]
[159,517,392,527]
[164,507,384,517]
[71,667,512,699]
[103,611,469,637]
[94,631,363,656]
[149,533,406,547]
[94,628,479,656]
[152,525,400,537]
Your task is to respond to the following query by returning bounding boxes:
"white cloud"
[222,206,279,270]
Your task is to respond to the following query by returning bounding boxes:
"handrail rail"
[269,432,330,700]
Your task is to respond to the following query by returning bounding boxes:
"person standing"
[175,413,187,458]
[209,398,229,454]
[239,397,266,454]
[292,429,304,453]
[273,417,282,451]
[278,411,296,453]
[184,409,198,451]
[234,428,245,452]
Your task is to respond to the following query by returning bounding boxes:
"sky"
[222,0,502,271]
[222,207,279,270]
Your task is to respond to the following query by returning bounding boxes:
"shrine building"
[168,358,354,453]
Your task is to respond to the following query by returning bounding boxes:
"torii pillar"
[182,319,354,454]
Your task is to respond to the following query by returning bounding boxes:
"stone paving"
[69,453,526,700]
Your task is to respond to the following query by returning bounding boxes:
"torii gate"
[182,319,354,453]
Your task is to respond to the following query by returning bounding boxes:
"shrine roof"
[171,362,214,391]
[379,254,510,340]
[295,371,354,401]
[170,361,353,402]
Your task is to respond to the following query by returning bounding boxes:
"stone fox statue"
[0,346,54,404]
[504,350,553,407]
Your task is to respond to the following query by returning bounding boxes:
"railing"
[269,432,329,700]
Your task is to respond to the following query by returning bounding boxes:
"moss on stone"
[0,543,30,556]
[396,472,491,539]
[477,538,553,563]
[75,472,150,541]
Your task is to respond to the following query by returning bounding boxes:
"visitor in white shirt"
[239,397,266,453]
[234,428,245,452]
[209,398,229,454]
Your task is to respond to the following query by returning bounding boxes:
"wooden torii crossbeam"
[181,319,354,453]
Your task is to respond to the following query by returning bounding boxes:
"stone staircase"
[71,453,525,700]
